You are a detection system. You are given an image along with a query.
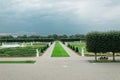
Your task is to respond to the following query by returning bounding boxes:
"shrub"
[75,47,79,53]
[72,46,75,51]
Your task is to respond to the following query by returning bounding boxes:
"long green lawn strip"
[0,60,36,64]
[51,42,69,57]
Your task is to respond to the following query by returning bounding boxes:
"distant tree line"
[0,34,86,42]
[48,34,86,41]
[60,38,81,42]
[0,38,54,42]
[86,31,120,61]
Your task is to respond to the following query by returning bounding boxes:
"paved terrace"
[0,42,120,80]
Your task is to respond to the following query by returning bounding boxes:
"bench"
[99,56,109,60]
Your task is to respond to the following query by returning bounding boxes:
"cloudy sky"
[0,0,120,35]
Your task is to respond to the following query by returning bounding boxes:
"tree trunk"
[95,53,97,61]
[113,52,115,61]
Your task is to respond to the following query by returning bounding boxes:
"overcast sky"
[0,0,120,35]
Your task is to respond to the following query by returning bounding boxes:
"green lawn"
[68,41,94,56]
[68,41,88,53]
[51,41,69,57]
[0,42,49,57]
[0,60,36,64]
[68,41,120,56]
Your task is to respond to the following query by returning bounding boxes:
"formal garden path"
[41,42,55,58]
[40,41,80,58]
[0,42,120,80]
[35,42,77,59]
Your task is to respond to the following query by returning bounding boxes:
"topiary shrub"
[75,47,79,53]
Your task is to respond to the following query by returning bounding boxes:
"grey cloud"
[0,0,120,35]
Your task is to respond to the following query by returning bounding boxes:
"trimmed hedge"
[86,31,120,61]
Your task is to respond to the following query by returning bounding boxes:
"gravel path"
[59,42,80,58]
[0,42,120,80]
[41,42,55,58]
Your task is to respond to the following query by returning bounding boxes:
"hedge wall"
[86,31,120,61]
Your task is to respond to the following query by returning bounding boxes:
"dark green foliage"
[0,38,54,42]
[48,34,85,40]
[60,38,81,42]
[0,34,86,42]
[40,44,49,53]
[60,34,86,42]
[87,32,105,54]
[67,44,71,49]
[72,46,75,50]
[86,31,120,61]
[67,44,79,53]
[75,47,79,53]
[67,44,70,48]
[0,60,36,64]
[41,48,44,53]
[62,41,65,45]
[47,44,49,48]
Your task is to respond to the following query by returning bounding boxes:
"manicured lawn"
[51,42,69,57]
[0,60,36,64]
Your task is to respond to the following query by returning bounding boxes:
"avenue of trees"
[86,31,120,61]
